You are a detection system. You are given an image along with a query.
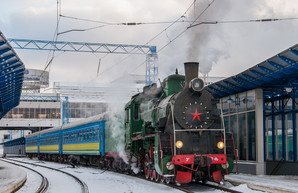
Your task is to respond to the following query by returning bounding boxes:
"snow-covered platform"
[225,173,298,193]
[0,159,27,193]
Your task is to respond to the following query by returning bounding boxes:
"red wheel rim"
[145,166,149,179]
[150,169,154,180]
[155,172,160,182]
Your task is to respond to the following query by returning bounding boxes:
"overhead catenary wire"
[133,0,217,72]
[42,0,61,76]
[37,0,298,84]
[95,0,197,78]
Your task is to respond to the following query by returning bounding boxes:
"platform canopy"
[206,44,298,98]
[0,31,25,119]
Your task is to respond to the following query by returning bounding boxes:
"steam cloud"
[186,0,231,74]
[103,76,140,173]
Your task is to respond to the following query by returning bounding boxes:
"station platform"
[0,159,27,193]
[225,173,298,193]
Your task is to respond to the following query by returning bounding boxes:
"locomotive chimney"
[184,62,199,89]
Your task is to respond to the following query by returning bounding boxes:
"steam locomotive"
[7,62,235,184]
[124,62,235,184]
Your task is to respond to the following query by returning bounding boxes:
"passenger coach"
[25,114,106,163]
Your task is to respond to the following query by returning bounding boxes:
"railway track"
[152,179,242,193]
[97,162,241,193]
[3,158,88,193]
[1,158,49,193]
[6,157,241,193]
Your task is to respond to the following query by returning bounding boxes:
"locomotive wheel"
[150,169,154,180]
[154,171,160,182]
[165,177,171,184]
[145,166,149,179]
[144,154,150,179]
[160,175,164,183]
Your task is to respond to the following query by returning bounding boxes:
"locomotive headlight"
[217,141,224,149]
[176,141,183,149]
[189,78,204,92]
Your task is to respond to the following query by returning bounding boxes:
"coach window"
[87,129,89,141]
[90,128,92,141]
[100,127,103,141]
[97,127,99,140]
[92,129,94,140]
[91,128,93,141]
[93,128,95,141]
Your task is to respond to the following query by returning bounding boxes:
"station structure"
[206,43,298,175]
[0,31,25,120]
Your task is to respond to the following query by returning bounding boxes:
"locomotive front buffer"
[171,154,227,184]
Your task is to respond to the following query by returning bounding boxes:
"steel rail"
[1,158,49,193]
[4,158,88,193]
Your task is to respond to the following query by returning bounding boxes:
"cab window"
[134,104,139,120]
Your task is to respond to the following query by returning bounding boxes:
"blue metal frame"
[264,90,298,162]
[272,99,276,160]
[293,94,297,162]
[263,96,267,160]
[206,44,298,98]
[282,98,286,159]
[62,96,69,125]
[8,38,158,86]
[20,95,69,124]
[0,31,25,119]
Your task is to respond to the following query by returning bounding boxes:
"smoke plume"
[186,0,231,74]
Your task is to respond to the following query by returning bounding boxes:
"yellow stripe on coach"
[63,143,99,150]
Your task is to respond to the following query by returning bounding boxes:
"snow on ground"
[11,157,182,193]
[8,157,268,193]
[16,167,42,193]
[230,184,264,193]
[226,173,298,193]
[5,159,82,193]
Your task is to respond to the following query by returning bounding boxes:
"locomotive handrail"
[169,102,177,156]
[220,99,227,155]
[174,128,225,132]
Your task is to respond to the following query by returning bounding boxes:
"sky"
[1,0,298,85]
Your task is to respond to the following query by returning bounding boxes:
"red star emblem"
[190,109,203,121]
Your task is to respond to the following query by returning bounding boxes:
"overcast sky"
[1,0,298,85]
